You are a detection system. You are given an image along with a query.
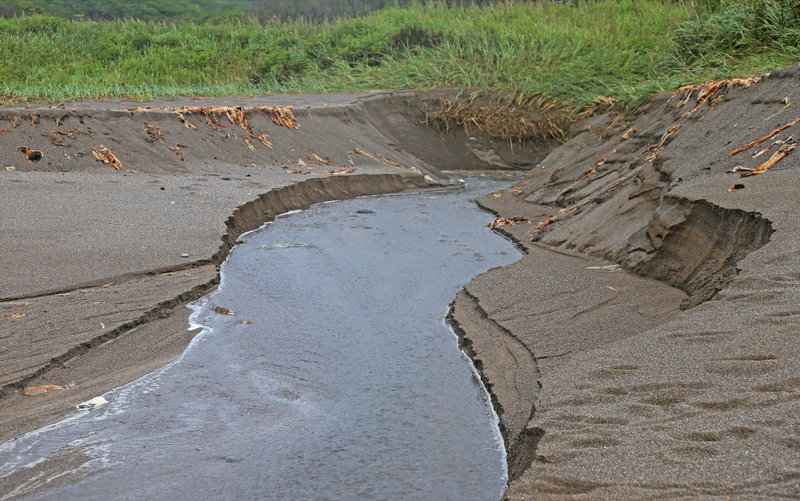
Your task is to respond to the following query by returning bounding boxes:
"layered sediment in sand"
[3,66,800,498]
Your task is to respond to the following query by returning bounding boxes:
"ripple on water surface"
[0,178,522,501]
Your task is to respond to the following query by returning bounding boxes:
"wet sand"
[0,174,460,444]
[2,179,518,500]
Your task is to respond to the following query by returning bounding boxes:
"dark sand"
[3,66,800,499]
[458,66,800,498]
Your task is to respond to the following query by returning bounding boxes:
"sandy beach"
[3,67,800,498]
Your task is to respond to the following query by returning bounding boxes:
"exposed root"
[242,136,257,152]
[562,147,620,197]
[739,142,798,177]
[174,111,197,129]
[486,217,528,229]
[143,124,164,143]
[16,146,42,162]
[730,117,800,156]
[670,77,760,118]
[254,132,272,149]
[43,128,89,148]
[320,167,356,176]
[636,125,682,165]
[264,106,299,129]
[349,141,419,172]
[621,127,635,140]
[532,167,641,242]
[424,92,569,145]
[114,105,299,152]
[307,149,330,165]
[92,145,130,171]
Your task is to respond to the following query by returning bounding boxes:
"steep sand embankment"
[0,90,549,443]
[458,66,800,498]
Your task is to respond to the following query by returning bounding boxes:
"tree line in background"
[1,0,780,22]
[0,0,541,22]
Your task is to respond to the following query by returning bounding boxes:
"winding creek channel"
[1,177,523,500]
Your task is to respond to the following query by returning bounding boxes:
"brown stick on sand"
[740,142,798,177]
[730,117,800,156]
[92,145,130,171]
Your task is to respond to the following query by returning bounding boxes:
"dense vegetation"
[0,0,249,22]
[0,0,471,22]
[0,0,797,115]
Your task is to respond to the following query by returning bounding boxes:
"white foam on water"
[443,313,509,494]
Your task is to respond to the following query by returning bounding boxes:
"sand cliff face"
[460,66,800,498]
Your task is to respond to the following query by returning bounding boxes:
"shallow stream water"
[1,177,522,500]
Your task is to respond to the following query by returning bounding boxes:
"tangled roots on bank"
[423,92,573,145]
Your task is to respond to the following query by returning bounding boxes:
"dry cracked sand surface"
[3,67,800,499]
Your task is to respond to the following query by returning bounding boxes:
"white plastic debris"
[77,396,108,410]
[587,264,622,273]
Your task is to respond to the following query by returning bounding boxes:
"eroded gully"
[0,177,522,500]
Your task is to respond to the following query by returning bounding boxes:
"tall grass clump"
[675,0,800,74]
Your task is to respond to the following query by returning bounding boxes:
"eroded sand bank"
[460,66,800,498]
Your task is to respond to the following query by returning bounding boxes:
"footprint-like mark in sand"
[782,437,800,450]
[752,377,800,392]
[763,310,800,325]
[540,415,630,431]
[718,354,779,362]
[691,398,748,411]
[705,357,781,375]
[532,476,604,495]
[725,426,757,438]
[639,393,688,406]
[549,394,617,407]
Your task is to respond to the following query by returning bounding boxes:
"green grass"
[0,0,398,22]
[675,0,800,76]
[0,0,798,119]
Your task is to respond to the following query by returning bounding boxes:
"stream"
[0,177,523,500]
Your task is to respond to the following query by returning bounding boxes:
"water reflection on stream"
[1,177,522,500]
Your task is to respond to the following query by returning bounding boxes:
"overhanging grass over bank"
[0,0,797,113]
